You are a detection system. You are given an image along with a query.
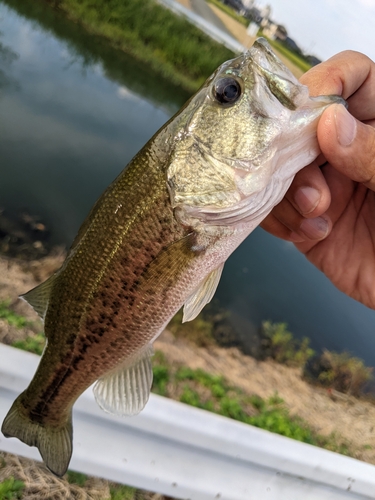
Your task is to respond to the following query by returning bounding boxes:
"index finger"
[300,51,375,121]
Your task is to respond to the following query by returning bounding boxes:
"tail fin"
[1,396,73,477]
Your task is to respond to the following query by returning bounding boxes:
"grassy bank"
[265,37,311,73]
[44,0,234,92]
[152,351,349,454]
[207,0,248,27]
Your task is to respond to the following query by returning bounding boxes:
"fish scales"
[1,38,346,476]
[16,144,192,422]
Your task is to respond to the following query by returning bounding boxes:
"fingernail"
[335,104,357,147]
[294,187,320,214]
[300,216,330,239]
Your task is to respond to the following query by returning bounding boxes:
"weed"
[66,470,88,487]
[109,484,138,500]
[152,364,170,397]
[260,321,315,367]
[12,333,46,356]
[305,350,373,397]
[0,302,28,329]
[151,353,350,454]
[168,310,215,347]
[0,477,24,500]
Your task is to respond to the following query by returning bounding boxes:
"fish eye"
[213,77,241,105]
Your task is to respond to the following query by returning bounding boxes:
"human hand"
[260,50,375,309]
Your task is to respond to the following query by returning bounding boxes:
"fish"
[1,38,345,476]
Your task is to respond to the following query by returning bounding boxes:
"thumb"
[317,103,375,190]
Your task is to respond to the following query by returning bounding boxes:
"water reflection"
[0,0,186,243]
[0,35,19,91]
[1,0,189,111]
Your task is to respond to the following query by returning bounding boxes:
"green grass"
[0,300,46,355]
[12,333,46,356]
[152,351,350,455]
[207,0,248,27]
[261,320,315,367]
[66,470,88,487]
[0,302,29,329]
[109,484,139,500]
[0,477,24,500]
[67,470,147,499]
[167,309,215,347]
[46,0,235,92]
[262,35,312,73]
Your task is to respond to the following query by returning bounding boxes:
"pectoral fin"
[93,345,154,416]
[183,263,224,322]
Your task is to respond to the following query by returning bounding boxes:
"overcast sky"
[261,0,375,62]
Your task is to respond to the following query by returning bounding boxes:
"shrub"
[260,321,315,367]
[309,350,373,397]
[168,310,215,347]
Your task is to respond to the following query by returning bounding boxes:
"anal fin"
[183,263,224,322]
[93,344,154,417]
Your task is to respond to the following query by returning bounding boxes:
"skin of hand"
[260,51,375,309]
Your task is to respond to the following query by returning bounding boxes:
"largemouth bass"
[1,38,344,476]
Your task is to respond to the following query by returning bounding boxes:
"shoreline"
[37,0,235,93]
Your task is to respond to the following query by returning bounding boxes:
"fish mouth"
[245,38,347,114]
[246,38,300,82]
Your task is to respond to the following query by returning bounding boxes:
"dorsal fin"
[20,273,56,321]
[183,263,224,322]
[93,344,154,416]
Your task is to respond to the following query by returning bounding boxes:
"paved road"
[190,0,232,36]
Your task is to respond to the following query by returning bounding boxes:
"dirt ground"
[1,253,375,468]
[155,331,375,464]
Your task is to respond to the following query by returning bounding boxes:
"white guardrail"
[156,0,246,53]
[1,343,375,499]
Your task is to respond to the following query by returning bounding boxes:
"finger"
[318,104,375,191]
[347,84,375,122]
[300,50,372,98]
[300,51,375,121]
[261,193,331,241]
[319,164,356,225]
[285,161,331,217]
[273,197,331,240]
[260,213,305,242]
[261,161,331,241]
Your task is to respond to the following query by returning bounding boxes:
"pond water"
[1,0,375,365]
